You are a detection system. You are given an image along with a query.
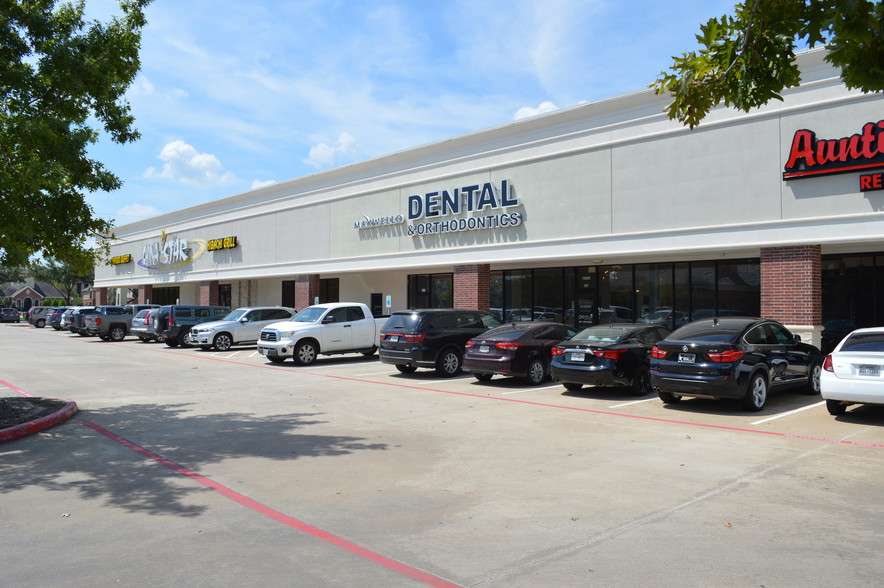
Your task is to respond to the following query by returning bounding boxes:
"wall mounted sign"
[353,179,522,237]
[110,254,132,265]
[138,230,207,270]
[783,120,884,180]
[207,236,238,251]
[861,173,883,192]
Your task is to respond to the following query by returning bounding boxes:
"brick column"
[760,245,823,348]
[295,274,320,310]
[138,284,154,304]
[199,280,219,306]
[453,264,490,311]
[95,287,108,305]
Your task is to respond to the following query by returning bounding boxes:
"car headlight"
[278,330,295,339]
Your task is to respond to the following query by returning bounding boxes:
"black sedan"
[550,323,671,395]
[463,322,577,385]
[650,317,823,411]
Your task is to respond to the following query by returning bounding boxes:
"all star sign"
[138,230,207,270]
[783,120,884,180]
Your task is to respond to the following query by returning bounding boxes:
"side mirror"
[793,334,801,343]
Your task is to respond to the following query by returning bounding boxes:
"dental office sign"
[354,179,522,237]
[783,120,884,191]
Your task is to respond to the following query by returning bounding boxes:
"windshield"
[291,307,326,323]
[571,327,628,343]
[223,309,248,321]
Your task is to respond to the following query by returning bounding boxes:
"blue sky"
[84,0,740,227]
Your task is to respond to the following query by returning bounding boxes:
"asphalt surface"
[2,322,883,587]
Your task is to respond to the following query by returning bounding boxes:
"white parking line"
[501,384,562,395]
[751,401,826,425]
[249,351,261,357]
[609,398,658,408]
[225,351,242,358]
[354,370,399,376]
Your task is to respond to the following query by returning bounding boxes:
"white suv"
[187,307,296,351]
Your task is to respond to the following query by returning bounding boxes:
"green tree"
[654,0,883,128]
[0,266,27,283]
[31,259,92,304]
[1,0,153,272]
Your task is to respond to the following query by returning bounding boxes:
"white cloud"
[143,140,237,187]
[114,203,163,222]
[250,179,277,190]
[302,132,358,169]
[514,101,559,121]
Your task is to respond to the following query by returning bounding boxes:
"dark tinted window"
[636,328,662,346]
[766,323,794,345]
[572,327,629,343]
[456,312,483,329]
[841,333,884,352]
[175,308,193,318]
[383,312,427,330]
[425,313,454,329]
[264,308,293,321]
[347,306,366,321]
[213,308,228,318]
[669,321,743,344]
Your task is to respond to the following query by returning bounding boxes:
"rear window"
[382,312,427,331]
[840,333,884,352]
[669,323,741,344]
[481,324,533,338]
[571,327,630,343]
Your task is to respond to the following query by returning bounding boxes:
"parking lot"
[2,322,883,587]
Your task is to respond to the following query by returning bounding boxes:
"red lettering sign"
[784,120,884,180]
[860,173,883,192]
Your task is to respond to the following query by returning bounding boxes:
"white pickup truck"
[257,302,387,365]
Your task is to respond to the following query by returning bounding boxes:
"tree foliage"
[30,258,91,304]
[0,0,152,273]
[653,0,884,128]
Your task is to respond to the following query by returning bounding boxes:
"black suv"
[379,309,502,376]
[153,305,230,347]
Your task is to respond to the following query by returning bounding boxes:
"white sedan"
[821,327,884,416]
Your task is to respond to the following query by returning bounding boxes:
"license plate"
[258,348,266,355]
[858,365,880,376]
[479,345,490,353]
[388,335,399,342]
[678,353,696,363]
[570,352,585,362]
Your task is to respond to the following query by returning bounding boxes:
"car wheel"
[213,332,233,351]
[199,345,212,351]
[178,330,191,348]
[164,338,179,348]
[742,372,768,412]
[267,355,286,364]
[361,345,378,356]
[98,334,110,341]
[435,348,462,377]
[562,382,583,391]
[804,361,822,395]
[523,359,546,385]
[294,341,318,365]
[826,399,848,416]
[659,390,682,404]
[36,319,45,328]
[474,373,493,382]
[631,366,652,396]
[137,336,150,343]
[109,326,126,342]
[395,364,417,374]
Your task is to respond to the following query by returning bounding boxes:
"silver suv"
[187,307,296,351]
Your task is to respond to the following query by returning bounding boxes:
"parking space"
[3,324,884,586]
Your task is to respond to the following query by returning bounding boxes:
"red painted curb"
[0,400,79,442]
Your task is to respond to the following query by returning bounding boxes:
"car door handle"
[344,324,351,328]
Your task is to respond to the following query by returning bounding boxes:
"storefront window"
[717,260,759,317]
[534,268,566,322]
[822,255,879,352]
[635,263,675,327]
[598,265,634,323]
[504,270,532,321]
[690,262,716,321]
[408,274,453,308]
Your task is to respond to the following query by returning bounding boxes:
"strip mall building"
[94,49,884,352]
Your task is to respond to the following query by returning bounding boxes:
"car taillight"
[823,355,834,372]
[95,317,102,325]
[145,311,151,321]
[551,347,565,356]
[168,316,173,327]
[707,349,744,362]
[465,341,476,347]
[496,342,523,350]
[382,332,425,342]
[651,347,667,359]
[594,349,626,360]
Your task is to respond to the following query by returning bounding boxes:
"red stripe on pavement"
[83,422,461,588]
